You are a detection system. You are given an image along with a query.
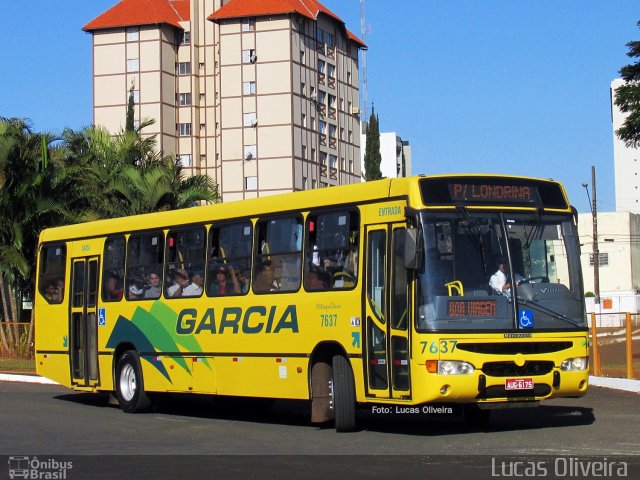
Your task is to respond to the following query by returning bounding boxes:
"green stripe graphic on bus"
[106,301,212,383]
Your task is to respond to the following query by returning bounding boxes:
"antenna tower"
[360,0,368,122]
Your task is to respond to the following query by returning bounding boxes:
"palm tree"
[62,121,219,218]
[0,118,82,354]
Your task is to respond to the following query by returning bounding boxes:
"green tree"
[364,105,382,181]
[125,83,135,134]
[615,20,640,148]
[0,118,82,331]
[61,120,219,218]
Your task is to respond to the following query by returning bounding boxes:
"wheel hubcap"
[120,364,136,401]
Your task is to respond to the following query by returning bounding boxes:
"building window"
[303,176,308,189]
[244,144,256,161]
[242,49,257,63]
[127,58,139,72]
[126,27,139,41]
[329,154,337,168]
[320,152,327,165]
[178,123,192,136]
[589,253,609,267]
[302,145,307,159]
[242,18,255,32]
[312,179,317,189]
[317,59,326,74]
[245,176,258,190]
[320,181,328,188]
[300,50,305,63]
[177,62,191,75]
[199,62,205,70]
[349,160,354,173]
[199,93,205,102]
[316,28,324,43]
[180,31,191,45]
[242,81,256,95]
[325,32,333,46]
[243,112,257,127]
[328,94,336,108]
[341,157,345,170]
[319,121,327,134]
[340,127,344,140]
[177,154,192,167]
[347,71,352,83]
[302,113,307,127]
[318,90,326,105]
[178,93,192,106]
[311,148,316,161]
[301,82,306,95]
[329,124,337,139]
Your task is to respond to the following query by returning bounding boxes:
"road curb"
[0,373,59,385]
[589,376,640,393]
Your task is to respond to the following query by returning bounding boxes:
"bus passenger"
[105,273,123,301]
[182,269,204,297]
[209,266,240,296]
[144,272,162,299]
[254,260,279,293]
[44,283,58,303]
[306,268,331,290]
[167,269,189,298]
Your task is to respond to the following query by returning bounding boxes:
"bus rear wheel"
[115,350,152,413]
[331,355,356,432]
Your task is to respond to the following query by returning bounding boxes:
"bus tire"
[115,350,151,413]
[332,355,356,432]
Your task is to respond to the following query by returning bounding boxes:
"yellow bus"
[35,175,589,431]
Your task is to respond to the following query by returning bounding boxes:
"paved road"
[1,382,638,479]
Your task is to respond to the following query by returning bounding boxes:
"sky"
[2,1,639,214]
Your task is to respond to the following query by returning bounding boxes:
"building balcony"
[319,134,327,146]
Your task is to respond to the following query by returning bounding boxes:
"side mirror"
[403,228,423,270]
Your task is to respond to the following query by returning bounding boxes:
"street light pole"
[582,166,600,306]
[591,166,600,306]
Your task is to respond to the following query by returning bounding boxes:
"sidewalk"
[1,373,639,393]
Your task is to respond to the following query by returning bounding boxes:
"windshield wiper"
[516,298,583,327]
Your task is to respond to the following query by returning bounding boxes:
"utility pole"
[360,0,368,121]
[592,165,600,306]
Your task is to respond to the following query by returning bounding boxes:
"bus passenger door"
[364,224,411,400]
[70,257,100,387]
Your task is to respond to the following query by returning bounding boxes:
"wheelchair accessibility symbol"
[518,309,533,328]
[98,307,106,327]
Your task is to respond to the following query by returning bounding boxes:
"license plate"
[505,378,534,390]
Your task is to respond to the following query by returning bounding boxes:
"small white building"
[578,210,640,325]
[360,130,412,179]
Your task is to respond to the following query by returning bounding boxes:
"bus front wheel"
[115,350,152,413]
[331,355,356,432]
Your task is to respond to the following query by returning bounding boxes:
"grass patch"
[0,356,35,374]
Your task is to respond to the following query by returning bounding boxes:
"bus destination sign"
[449,183,534,204]
[419,176,569,210]
[448,300,497,317]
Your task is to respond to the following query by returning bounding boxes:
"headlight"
[438,360,475,375]
[560,357,588,371]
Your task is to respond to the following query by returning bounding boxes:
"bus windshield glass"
[416,211,586,331]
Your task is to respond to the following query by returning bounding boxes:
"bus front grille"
[457,342,572,355]
[482,361,555,377]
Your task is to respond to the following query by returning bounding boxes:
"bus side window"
[126,231,164,301]
[207,222,252,296]
[102,236,125,302]
[305,209,359,291]
[253,216,302,293]
[38,244,66,304]
[165,226,206,298]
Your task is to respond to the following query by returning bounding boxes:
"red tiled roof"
[208,0,365,47]
[83,0,188,32]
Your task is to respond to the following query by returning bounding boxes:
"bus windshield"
[416,211,586,331]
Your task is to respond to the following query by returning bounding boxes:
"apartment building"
[84,0,365,201]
